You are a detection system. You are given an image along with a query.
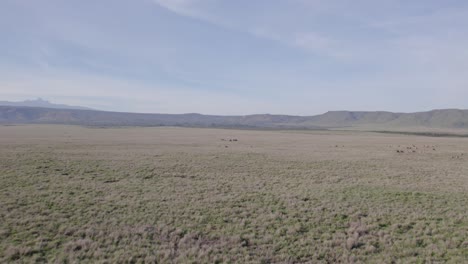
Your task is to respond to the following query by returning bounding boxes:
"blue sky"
[1,0,468,115]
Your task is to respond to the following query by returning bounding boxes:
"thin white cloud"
[152,0,344,63]
[292,32,351,59]
[152,0,222,26]
[152,0,198,16]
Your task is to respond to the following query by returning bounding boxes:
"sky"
[1,0,468,115]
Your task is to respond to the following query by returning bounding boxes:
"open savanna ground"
[0,125,467,263]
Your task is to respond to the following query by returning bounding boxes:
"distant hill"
[302,110,468,131]
[1,106,468,132]
[0,98,93,111]
[0,106,318,129]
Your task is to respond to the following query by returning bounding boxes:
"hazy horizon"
[2,97,468,116]
[2,0,468,115]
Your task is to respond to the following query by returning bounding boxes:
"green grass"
[0,126,467,263]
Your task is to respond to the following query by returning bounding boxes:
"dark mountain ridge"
[1,106,468,131]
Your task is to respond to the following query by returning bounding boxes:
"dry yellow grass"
[0,125,467,263]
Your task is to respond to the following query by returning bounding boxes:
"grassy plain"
[0,125,467,263]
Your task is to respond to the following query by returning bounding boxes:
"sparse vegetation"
[0,125,467,263]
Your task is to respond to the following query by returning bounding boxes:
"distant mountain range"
[0,98,93,110]
[1,104,468,132]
